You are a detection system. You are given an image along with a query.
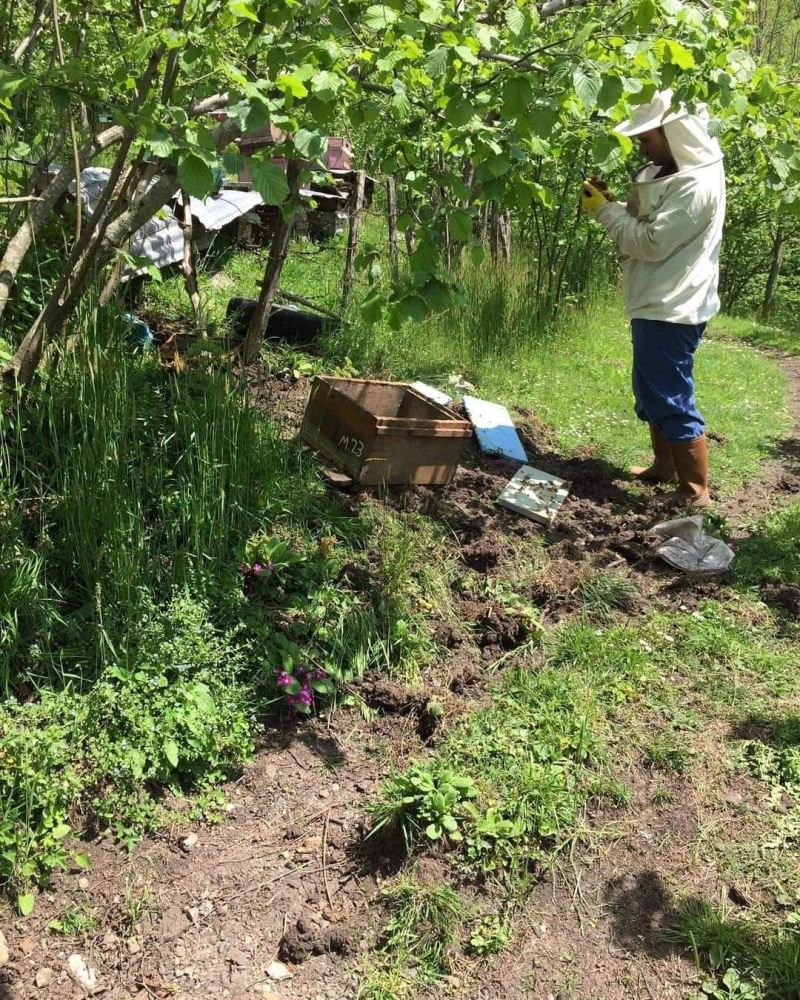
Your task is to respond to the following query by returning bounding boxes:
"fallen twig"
[0,195,43,204]
[322,807,334,912]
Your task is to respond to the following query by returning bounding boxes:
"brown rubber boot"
[670,434,712,510]
[629,424,676,483]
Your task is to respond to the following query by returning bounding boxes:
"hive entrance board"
[497,465,570,525]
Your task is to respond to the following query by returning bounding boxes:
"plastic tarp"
[188,188,264,230]
[650,515,735,574]
[58,167,266,270]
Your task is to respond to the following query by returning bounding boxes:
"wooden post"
[386,176,399,284]
[341,169,366,314]
[242,159,301,364]
[180,190,205,334]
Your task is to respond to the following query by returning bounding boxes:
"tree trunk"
[405,225,416,258]
[341,170,366,314]
[761,228,786,318]
[386,176,399,284]
[180,190,205,333]
[241,159,301,365]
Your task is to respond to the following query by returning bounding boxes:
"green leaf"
[448,208,473,242]
[503,76,533,118]
[530,106,558,138]
[228,0,259,20]
[425,823,442,840]
[293,128,327,160]
[51,87,71,110]
[223,150,245,175]
[18,893,34,916]
[74,853,91,871]
[310,678,335,695]
[391,91,411,118]
[397,294,427,321]
[505,5,524,36]
[52,823,71,839]
[597,74,624,111]
[442,814,459,832]
[636,0,655,28]
[147,129,174,158]
[573,65,602,110]
[445,96,475,127]
[163,739,179,768]
[364,4,398,29]
[178,153,214,199]
[250,160,290,204]
[665,39,694,69]
[0,63,27,99]
[361,292,384,324]
[277,74,308,99]
[425,46,448,78]
[311,70,343,101]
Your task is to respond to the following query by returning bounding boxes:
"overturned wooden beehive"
[301,377,472,486]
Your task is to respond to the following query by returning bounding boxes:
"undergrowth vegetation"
[0,308,450,907]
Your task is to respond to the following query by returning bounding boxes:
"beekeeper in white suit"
[582,90,726,511]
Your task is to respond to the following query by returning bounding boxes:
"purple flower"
[313,668,327,680]
[252,562,265,576]
[298,685,313,706]
[285,693,299,706]
[276,671,294,687]
[267,561,275,573]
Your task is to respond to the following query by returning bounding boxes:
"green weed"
[672,899,800,1000]
[48,904,99,937]
[380,877,465,976]
[577,571,640,620]
[368,763,478,851]
[645,732,695,774]
[469,912,513,957]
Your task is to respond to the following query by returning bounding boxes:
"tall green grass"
[0,304,327,687]
[329,260,791,496]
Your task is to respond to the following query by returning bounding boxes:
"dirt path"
[2,351,799,1000]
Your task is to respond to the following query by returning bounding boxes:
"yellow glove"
[581,181,608,217]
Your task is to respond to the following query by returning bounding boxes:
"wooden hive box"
[301,377,472,486]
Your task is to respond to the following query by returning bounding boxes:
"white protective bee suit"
[595,92,726,326]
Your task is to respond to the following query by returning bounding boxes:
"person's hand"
[581,181,608,217]
[590,175,616,201]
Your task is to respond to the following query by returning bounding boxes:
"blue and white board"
[462,395,528,463]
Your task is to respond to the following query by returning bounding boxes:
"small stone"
[101,929,119,950]
[330,783,340,792]
[198,899,214,917]
[725,791,744,806]
[267,960,293,981]
[126,937,142,955]
[253,989,281,999]
[318,790,329,800]
[180,832,199,852]
[0,930,8,967]
[67,953,98,993]
[227,947,249,968]
[19,937,36,957]
[187,907,201,925]
[78,876,90,891]
[35,968,54,989]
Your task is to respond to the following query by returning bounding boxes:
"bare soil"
[2,351,798,1000]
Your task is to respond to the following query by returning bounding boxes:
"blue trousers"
[631,318,706,442]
